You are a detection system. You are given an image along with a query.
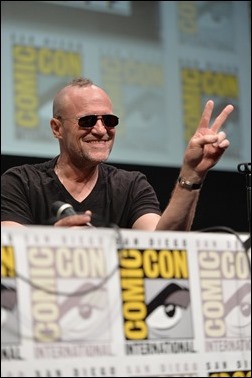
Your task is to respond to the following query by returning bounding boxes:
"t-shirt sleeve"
[1,168,34,224]
[126,171,161,227]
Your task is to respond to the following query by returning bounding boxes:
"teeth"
[87,140,106,143]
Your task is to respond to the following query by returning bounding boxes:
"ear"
[50,118,62,139]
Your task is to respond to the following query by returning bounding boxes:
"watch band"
[178,176,202,190]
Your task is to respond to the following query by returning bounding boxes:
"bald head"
[53,78,94,117]
[52,77,114,123]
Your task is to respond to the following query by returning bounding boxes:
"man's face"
[57,85,117,165]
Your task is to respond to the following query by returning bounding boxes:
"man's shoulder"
[2,157,57,177]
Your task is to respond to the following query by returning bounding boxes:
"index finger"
[197,100,234,133]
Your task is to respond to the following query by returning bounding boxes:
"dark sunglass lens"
[103,115,119,127]
[78,115,97,128]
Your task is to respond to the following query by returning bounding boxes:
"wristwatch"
[178,176,202,190]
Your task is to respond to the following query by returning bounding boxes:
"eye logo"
[58,282,110,342]
[1,283,17,328]
[146,282,192,339]
[224,283,251,338]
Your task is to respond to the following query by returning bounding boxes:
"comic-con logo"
[28,246,111,343]
[1,245,20,344]
[199,250,251,339]
[119,248,193,340]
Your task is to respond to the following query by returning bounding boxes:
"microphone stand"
[237,162,251,251]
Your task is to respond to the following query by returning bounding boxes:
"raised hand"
[183,100,234,176]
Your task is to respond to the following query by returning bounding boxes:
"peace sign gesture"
[183,100,234,176]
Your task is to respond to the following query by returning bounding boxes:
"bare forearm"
[155,183,201,231]
[1,221,25,227]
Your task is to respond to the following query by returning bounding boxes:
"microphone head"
[51,201,76,220]
[237,162,251,174]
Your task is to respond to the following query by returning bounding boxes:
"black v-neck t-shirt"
[1,157,161,228]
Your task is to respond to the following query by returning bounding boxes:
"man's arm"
[1,214,93,228]
[1,221,25,227]
[133,100,234,232]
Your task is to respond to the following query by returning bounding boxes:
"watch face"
[182,179,192,189]
[178,177,201,190]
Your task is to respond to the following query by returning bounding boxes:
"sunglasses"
[59,114,119,128]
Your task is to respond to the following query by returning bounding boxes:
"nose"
[91,117,108,135]
[96,116,104,125]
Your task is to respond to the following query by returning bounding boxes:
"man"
[1,77,234,230]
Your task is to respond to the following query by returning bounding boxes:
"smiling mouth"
[87,140,107,143]
[84,139,109,144]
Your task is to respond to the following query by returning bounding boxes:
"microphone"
[237,162,251,234]
[52,201,76,219]
[237,162,251,175]
[51,201,94,227]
